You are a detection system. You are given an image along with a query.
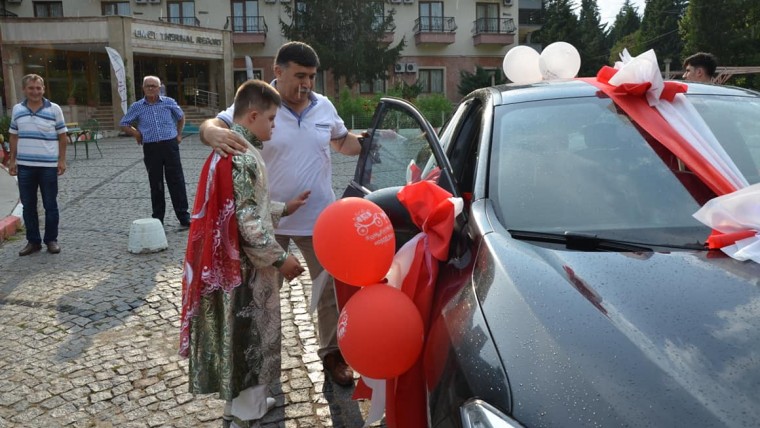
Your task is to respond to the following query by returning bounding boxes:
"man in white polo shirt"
[8,74,69,256]
[199,41,362,387]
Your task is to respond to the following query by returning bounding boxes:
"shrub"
[414,93,453,128]
[0,115,10,143]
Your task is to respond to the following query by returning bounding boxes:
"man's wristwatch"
[273,251,288,268]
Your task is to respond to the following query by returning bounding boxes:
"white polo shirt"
[218,90,348,236]
[9,99,67,168]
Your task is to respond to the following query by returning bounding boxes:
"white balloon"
[502,46,543,85]
[539,42,582,80]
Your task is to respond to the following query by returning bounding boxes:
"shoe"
[46,241,61,254]
[323,351,354,387]
[265,397,276,412]
[18,242,42,257]
[179,219,191,228]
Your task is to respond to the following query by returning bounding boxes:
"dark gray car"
[343,80,760,428]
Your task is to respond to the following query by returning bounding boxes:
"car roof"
[470,79,760,106]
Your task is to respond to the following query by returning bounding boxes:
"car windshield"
[489,94,760,247]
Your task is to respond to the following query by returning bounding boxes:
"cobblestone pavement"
[0,135,376,427]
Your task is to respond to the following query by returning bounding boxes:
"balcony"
[413,16,456,45]
[159,16,200,27]
[472,17,516,46]
[226,16,268,44]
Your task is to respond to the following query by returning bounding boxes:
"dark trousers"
[17,165,59,244]
[142,138,190,224]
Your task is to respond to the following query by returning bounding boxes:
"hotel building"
[0,0,543,129]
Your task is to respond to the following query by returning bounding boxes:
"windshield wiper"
[508,230,659,252]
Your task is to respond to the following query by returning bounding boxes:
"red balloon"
[337,284,424,379]
[313,197,395,286]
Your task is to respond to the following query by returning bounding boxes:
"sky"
[596,0,647,28]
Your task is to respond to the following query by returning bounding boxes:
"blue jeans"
[17,165,59,244]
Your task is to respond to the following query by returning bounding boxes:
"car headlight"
[460,399,523,428]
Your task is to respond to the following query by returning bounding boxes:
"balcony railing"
[225,16,268,33]
[414,16,457,34]
[159,16,200,27]
[472,17,516,35]
[0,8,18,17]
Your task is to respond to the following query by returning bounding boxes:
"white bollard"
[128,218,168,254]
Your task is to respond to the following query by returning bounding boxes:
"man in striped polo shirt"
[120,76,191,227]
[8,74,69,256]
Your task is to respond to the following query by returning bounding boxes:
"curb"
[0,211,21,242]
[0,164,22,243]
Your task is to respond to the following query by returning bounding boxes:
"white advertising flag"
[105,47,128,115]
[245,55,254,79]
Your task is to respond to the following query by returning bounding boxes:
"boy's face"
[249,104,278,142]
[683,65,710,82]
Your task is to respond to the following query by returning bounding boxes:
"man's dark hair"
[683,52,718,77]
[233,79,282,120]
[274,41,320,68]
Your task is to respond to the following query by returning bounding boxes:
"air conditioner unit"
[390,0,402,4]
[403,0,414,3]
[503,0,513,5]
[6,0,21,4]
[265,0,276,3]
[394,63,405,73]
[135,0,147,4]
[406,63,418,73]
[147,0,160,4]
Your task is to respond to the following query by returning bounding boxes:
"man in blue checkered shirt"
[120,76,191,227]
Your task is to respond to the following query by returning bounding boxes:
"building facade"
[0,0,543,128]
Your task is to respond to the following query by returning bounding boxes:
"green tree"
[577,0,608,75]
[608,0,641,47]
[458,66,506,96]
[637,0,686,65]
[680,0,760,88]
[609,30,642,65]
[533,0,580,48]
[280,0,406,97]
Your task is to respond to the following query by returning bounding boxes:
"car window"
[360,104,440,191]
[490,96,713,244]
[689,95,760,184]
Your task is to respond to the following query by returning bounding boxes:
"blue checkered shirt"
[120,96,184,143]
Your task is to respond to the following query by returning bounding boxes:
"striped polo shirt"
[120,96,184,143]
[9,98,67,168]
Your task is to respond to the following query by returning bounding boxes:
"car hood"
[477,236,760,427]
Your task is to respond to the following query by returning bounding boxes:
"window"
[234,69,263,90]
[360,78,385,94]
[102,2,131,16]
[294,0,307,30]
[314,70,325,95]
[370,1,385,31]
[419,1,443,32]
[418,69,444,94]
[232,0,261,32]
[475,2,499,33]
[167,1,196,26]
[34,2,63,17]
